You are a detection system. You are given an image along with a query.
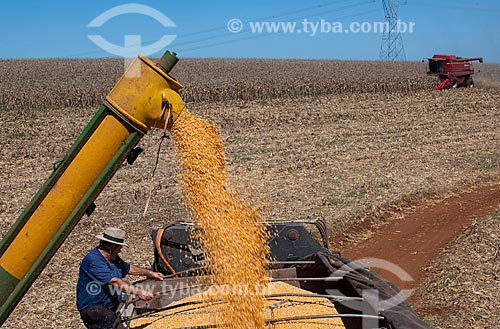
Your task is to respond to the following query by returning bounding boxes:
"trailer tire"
[465,76,474,88]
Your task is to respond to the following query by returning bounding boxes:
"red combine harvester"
[427,54,483,90]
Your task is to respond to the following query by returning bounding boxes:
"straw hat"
[96,227,128,246]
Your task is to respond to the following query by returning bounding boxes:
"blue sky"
[0,0,499,62]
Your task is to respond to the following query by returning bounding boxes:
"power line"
[175,1,376,53]
[177,8,379,54]
[64,0,375,58]
[63,0,352,58]
[406,1,500,12]
[179,0,353,39]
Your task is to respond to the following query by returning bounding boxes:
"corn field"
[0,58,462,110]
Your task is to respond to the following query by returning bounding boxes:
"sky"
[0,0,499,62]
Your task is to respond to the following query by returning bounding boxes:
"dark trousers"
[80,305,117,329]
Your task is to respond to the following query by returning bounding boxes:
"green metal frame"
[0,104,144,326]
[0,105,109,256]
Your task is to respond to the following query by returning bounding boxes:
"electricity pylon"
[380,0,406,61]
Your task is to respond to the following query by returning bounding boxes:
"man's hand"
[109,277,154,301]
[148,271,165,281]
[129,264,165,281]
[136,288,154,301]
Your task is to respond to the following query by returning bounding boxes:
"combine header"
[427,54,483,90]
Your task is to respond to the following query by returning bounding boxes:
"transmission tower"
[380,0,406,61]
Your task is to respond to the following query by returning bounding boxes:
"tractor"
[427,54,483,90]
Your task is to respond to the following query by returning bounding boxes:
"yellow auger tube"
[0,51,184,326]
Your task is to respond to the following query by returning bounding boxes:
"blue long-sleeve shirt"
[76,247,130,311]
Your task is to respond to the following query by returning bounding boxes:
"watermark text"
[228,18,415,36]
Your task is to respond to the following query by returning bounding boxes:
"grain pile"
[170,109,269,328]
[130,281,346,328]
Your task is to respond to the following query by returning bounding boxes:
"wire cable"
[177,7,380,54]
[174,0,376,50]
[63,0,376,58]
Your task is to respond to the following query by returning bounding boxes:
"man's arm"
[108,277,154,301]
[128,263,165,281]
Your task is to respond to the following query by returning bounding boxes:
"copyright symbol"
[86,281,101,296]
[227,18,243,33]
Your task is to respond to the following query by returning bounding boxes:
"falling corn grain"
[170,110,268,328]
[161,109,346,328]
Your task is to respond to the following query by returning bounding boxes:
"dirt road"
[340,183,500,295]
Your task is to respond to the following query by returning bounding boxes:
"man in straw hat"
[76,227,165,329]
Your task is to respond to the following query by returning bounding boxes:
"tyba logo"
[87,3,176,58]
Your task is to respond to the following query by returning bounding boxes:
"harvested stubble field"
[1,58,500,328]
